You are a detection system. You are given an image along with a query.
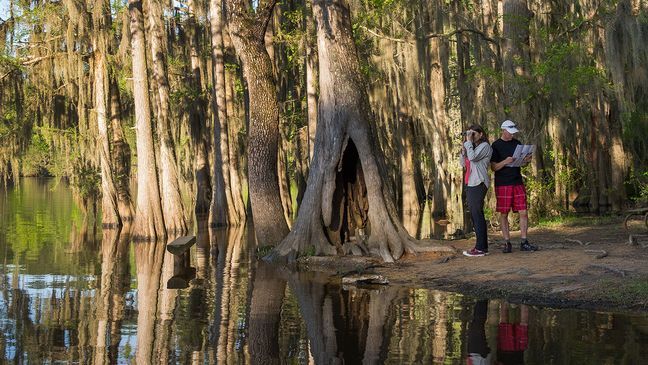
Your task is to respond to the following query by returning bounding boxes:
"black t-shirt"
[491,138,523,186]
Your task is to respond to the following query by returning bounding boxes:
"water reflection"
[94,228,131,365]
[2,179,648,363]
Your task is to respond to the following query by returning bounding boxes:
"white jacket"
[460,141,492,187]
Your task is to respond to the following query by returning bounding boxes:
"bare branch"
[424,28,499,45]
[21,55,54,66]
[359,25,500,47]
[358,25,411,44]
[0,70,14,82]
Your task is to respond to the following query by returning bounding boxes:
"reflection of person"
[460,125,493,257]
[490,120,538,253]
[466,300,492,365]
[496,303,529,365]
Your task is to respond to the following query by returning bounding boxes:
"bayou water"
[1,178,647,364]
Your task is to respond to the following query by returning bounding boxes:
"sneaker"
[520,240,538,252]
[463,248,488,257]
[502,241,512,254]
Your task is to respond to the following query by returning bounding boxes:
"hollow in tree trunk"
[270,0,453,262]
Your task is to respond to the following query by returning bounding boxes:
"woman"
[460,125,492,257]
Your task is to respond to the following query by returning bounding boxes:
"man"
[490,120,538,253]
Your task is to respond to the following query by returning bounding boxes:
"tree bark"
[223,29,247,223]
[93,32,120,228]
[399,116,423,237]
[148,0,188,235]
[226,0,289,246]
[208,0,240,227]
[129,0,166,240]
[271,0,452,262]
[188,0,213,216]
[108,75,135,222]
[502,0,533,122]
[222,40,247,222]
[305,0,318,161]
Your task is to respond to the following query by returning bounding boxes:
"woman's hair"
[467,125,489,144]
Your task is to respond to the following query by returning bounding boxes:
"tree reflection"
[134,240,166,364]
[207,225,251,363]
[92,228,131,365]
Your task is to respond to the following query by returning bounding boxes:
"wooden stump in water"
[166,236,196,255]
[166,236,197,289]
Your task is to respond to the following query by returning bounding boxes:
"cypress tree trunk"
[129,0,166,240]
[426,0,464,235]
[188,0,213,216]
[278,136,293,226]
[226,0,289,246]
[208,0,236,227]
[148,0,188,235]
[108,75,135,222]
[399,116,423,237]
[270,0,453,262]
[93,29,120,227]
[502,0,533,124]
[305,1,318,161]
[223,38,247,222]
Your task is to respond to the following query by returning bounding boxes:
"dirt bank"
[299,219,648,313]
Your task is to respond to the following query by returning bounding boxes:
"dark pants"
[466,183,488,251]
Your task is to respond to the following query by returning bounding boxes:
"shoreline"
[298,221,648,314]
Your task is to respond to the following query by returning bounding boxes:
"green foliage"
[22,131,52,177]
[523,167,556,223]
[256,245,274,258]
[537,214,621,228]
[626,169,648,205]
[225,62,245,99]
[70,159,100,203]
[301,244,316,257]
[622,108,648,167]
[532,41,609,100]
[275,5,305,71]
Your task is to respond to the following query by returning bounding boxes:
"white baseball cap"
[501,120,519,134]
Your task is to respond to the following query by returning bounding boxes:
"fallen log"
[584,249,608,259]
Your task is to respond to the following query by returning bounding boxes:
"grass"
[595,278,648,307]
[537,214,623,228]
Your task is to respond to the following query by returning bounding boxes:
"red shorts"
[495,184,527,213]
[498,323,529,352]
